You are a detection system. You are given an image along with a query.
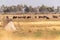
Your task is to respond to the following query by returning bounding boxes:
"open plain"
[0,21,60,40]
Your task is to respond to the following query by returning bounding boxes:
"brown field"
[0,13,60,40]
[0,21,60,40]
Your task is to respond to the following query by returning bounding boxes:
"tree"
[28,6,33,12]
[17,5,23,12]
[24,5,29,12]
[47,7,54,12]
[39,5,47,12]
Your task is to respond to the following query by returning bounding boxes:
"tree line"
[0,5,60,13]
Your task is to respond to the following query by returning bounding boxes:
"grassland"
[0,21,60,40]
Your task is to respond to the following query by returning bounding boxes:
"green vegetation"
[12,30,60,37]
[33,31,42,37]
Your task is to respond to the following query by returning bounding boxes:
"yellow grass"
[0,21,60,40]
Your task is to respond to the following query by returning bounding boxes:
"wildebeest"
[13,16,17,19]
[27,16,31,19]
[38,16,49,19]
[43,16,49,19]
[53,15,58,18]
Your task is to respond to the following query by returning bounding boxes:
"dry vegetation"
[0,13,60,40]
[0,21,60,40]
[0,4,60,40]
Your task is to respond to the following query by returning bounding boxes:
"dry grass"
[0,21,60,40]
